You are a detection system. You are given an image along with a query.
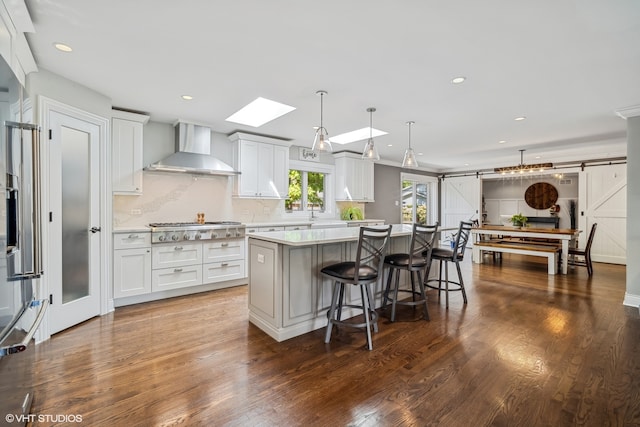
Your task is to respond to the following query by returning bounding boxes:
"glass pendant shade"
[312,90,332,153]
[312,127,332,152]
[362,138,380,161]
[402,148,418,168]
[362,107,380,161]
[401,121,419,168]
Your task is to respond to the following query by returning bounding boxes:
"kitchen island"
[247,224,413,341]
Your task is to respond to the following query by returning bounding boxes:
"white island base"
[247,225,415,342]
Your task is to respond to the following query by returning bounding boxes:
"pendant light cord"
[320,92,324,130]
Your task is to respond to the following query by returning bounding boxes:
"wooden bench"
[475,240,561,274]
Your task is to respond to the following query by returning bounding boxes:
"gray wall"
[627,116,640,301]
[366,164,401,224]
[26,67,111,120]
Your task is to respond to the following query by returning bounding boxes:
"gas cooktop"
[149,221,242,227]
[149,221,245,243]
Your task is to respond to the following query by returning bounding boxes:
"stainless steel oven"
[0,54,47,425]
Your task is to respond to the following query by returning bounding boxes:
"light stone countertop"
[245,219,385,228]
[247,223,412,246]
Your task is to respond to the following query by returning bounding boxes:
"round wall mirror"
[524,182,558,209]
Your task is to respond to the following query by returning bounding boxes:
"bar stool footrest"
[327,305,378,329]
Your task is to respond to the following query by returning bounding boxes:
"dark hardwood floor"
[28,255,640,426]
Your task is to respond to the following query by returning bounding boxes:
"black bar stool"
[382,222,438,322]
[425,221,473,308]
[321,225,392,350]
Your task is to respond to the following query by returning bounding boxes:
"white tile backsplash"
[113,171,288,227]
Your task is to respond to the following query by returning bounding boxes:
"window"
[401,173,438,225]
[285,160,334,216]
[286,170,326,212]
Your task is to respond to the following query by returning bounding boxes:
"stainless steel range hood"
[146,122,239,175]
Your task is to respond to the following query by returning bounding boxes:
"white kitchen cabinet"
[202,239,246,283]
[113,232,152,298]
[0,1,38,85]
[111,109,149,195]
[229,132,291,199]
[151,243,202,270]
[284,225,310,231]
[151,242,203,291]
[334,152,375,202]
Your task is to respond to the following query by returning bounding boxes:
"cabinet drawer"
[259,226,285,232]
[114,232,151,249]
[152,265,202,291]
[284,225,309,230]
[203,260,246,284]
[203,239,245,262]
[152,243,202,269]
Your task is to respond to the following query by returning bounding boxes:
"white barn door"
[441,176,481,234]
[578,164,626,265]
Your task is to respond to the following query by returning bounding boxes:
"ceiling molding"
[615,105,640,119]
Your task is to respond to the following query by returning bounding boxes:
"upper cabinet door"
[334,152,375,202]
[111,110,149,195]
[230,132,291,199]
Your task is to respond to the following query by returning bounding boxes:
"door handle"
[90,226,101,233]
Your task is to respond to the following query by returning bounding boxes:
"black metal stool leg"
[325,280,341,343]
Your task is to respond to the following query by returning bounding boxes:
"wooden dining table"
[471,225,582,274]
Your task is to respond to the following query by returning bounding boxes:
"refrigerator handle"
[30,125,43,277]
[0,299,48,356]
[5,122,42,279]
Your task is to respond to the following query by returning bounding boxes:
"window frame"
[401,172,439,225]
[286,160,335,219]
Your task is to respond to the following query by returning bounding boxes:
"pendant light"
[402,121,418,168]
[362,107,380,161]
[312,90,332,152]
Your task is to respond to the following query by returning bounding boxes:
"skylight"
[330,127,388,145]
[226,97,296,127]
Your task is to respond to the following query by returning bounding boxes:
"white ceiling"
[23,0,640,172]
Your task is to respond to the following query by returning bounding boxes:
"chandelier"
[494,149,552,175]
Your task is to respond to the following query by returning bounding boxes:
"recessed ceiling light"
[226,97,295,127]
[498,140,507,144]
[535,156,541,159]
[181,95,193,100]
[418,153,424,156]
[451,76,466,84]
[464,163,470,166]
[387,144,393,147]
[514,116,527,121]
[54,43,73,52]
[330,127,388,145]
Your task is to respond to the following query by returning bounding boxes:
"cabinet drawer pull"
[174,246,183,251]
[174,268,183,273]
[221,242,229,247]
[128,234,138,239]
[221,263,229,267]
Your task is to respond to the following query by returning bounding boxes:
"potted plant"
[510,213,528,228]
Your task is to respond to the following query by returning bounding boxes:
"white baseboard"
[623,293,640,314]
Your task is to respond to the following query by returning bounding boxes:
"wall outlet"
[131,209,142,215]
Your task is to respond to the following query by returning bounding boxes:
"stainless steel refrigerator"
[0,54,47,424]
